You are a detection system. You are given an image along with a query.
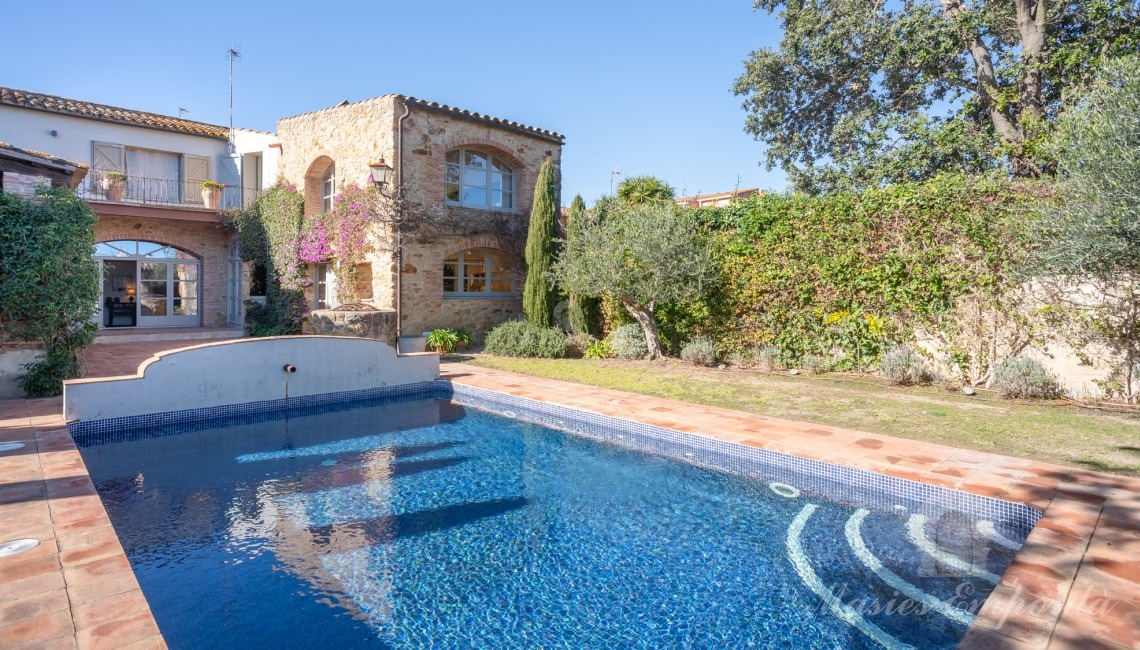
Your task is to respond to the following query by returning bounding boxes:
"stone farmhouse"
[0,87,563,355]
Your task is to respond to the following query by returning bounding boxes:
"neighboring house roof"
[0,87,230,140]
[675,188,762,208]
[0,141,89,188]
[281,94,564,144]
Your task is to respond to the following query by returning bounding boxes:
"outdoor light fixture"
[368,159,393,188]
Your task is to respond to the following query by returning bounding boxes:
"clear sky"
[2,0,786,205]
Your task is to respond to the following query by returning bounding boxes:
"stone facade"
[308,308,397,347]
[94,215,232,327]
[276,96,563,343]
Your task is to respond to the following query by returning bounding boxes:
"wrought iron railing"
[78,170,247,211]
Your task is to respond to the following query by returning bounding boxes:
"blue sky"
[3,1,786,204]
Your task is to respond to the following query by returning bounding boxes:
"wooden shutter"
[92,142,124,172]
[183,155,210,204]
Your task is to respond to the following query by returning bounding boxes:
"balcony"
[77,170,249,211]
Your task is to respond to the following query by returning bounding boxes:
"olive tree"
[1033,55,1140,401]
[551,203,714,359]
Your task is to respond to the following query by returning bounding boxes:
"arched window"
[321,163,336,212]
[443,249,514,296]
[445,149,513,210]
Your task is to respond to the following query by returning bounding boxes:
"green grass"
[457,355,1140,476]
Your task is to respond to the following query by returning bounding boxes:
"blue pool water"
[77,392,1031,649]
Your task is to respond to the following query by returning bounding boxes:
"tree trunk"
[620,296,663,360]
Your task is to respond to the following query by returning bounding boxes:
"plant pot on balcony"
[200,183,224,211]
[102,175,126,202]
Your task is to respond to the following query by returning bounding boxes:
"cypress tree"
[565,194,595,334]
[523,160,557,326]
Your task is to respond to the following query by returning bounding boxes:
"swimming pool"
[73,382,1039,649]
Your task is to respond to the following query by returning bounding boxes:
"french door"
[139,261,200,327]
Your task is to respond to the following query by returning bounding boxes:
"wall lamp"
[368,159,393,189]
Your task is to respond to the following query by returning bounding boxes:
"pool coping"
[2,365,1137,648]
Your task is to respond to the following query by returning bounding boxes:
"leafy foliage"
[0,187,99,396]
[608,324,649,360]
[1031,55,1140,401]
[680,337,719,367]
[583,339,615,359]
[483,320,567,358]
[734,0,1140,193]
[565,332,598,358]
[691,175,1040,380]
[524,161,558,326]
[551,203,715,359]
[426,328,470,353]
[616,176,676,205]
[992,356,1065,399]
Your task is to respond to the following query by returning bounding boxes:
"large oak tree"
[734,0,1140,193]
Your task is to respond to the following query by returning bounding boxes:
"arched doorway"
[94,240,201,327]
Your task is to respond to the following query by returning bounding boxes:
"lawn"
[457,355,1140,477]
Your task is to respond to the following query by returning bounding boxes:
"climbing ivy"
[685,175,1042,378]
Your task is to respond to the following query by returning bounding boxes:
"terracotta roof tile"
[0,87,230,140]
[0,141,87,170]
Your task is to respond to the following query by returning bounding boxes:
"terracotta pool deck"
[0,345,1136,648]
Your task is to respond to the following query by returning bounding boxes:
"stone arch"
[303,154,336,216]
[441,137,525,171]
[441,234,521,263]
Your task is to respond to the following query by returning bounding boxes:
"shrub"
[802,354,828,373]
[680,337,719,367]
[584,340,614,359]
[566,332,598,358]
[880,345,936,386]
[18,349,82,398]
[244,289,304,337]
[992,356,1065,400]
[726,349,751,367]
[756,346,782,371]
[608,324,648,360]
[426,328,469,353]
[484,321,567,358]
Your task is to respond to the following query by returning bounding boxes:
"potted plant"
[102,171,127,202]
[200,181,225,210]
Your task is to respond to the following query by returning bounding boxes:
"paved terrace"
[0,342,1137,648]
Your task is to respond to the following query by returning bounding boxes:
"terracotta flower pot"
[102,177,126,202]
[202,187,221,210]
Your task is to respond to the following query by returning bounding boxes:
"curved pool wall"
[62,336,439,422]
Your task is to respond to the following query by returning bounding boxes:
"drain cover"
[0,538,40,557]
[0,442,25,453]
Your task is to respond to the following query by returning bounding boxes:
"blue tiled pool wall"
[447,384,1043,541]
[68,378,1041,540]
[69,380,454,447]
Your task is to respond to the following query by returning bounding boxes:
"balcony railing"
[78,170,246,211]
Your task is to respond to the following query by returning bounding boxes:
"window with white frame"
[445,149,513,210]
[315,263,337,309]
[321,164,336,212]
[443,249,514,296]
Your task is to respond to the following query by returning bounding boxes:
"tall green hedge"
[686,175,1040,370]
[0,186,100,395]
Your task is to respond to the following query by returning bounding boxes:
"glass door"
[138,260,200,327]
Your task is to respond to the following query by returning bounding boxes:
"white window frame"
[445,148,514,211]
[443,249,514,297]
[315,263,336,309]
[321,164,336,212]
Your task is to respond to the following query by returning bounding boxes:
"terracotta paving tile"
[75,611,161,650]
[0,588,71,627]
[0,608,75,647]
[72,590,152,632]
[116,636,167,650]
[66,569,142,607]
[1,551,62,584]
[1,570,66,603]
[61,553,132,586]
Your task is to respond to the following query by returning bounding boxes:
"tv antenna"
[610,168,623,196]
[178,107,190,118]
[225,44,242,151]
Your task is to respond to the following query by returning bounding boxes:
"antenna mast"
[225,44,242,152]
